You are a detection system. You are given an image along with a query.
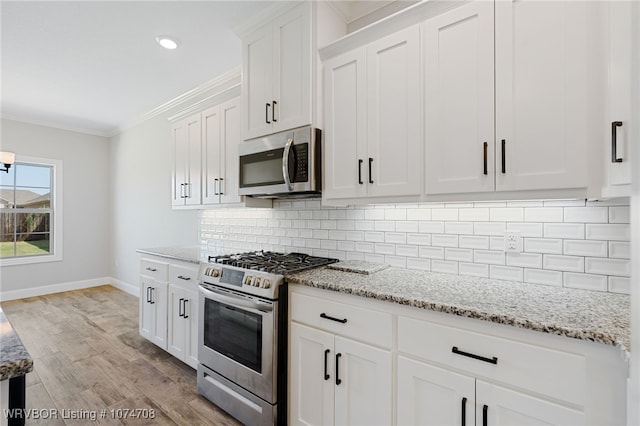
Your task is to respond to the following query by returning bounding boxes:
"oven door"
[198,284,278,403]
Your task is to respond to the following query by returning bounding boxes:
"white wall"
[0,118,110,297]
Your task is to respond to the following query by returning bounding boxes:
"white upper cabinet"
[202,97,242,205]
[424,1,495,195]
[494,0,589,192]
[171,114,201,206]
[323,25,422,203]
[602,0,633,194]
[241,3,345,140]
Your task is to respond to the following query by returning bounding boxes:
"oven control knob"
[253,277,262,287]
[204,267,212,276]
[211,268,221,278]
[243,275,253,285]
[262,279,271,289]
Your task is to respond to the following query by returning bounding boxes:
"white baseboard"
[0,276,139,302]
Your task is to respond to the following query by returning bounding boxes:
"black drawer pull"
[335,353,342,385]
[612,121,623,163]
[145,267,157,272]
[324,349,330,380]
[320,313,347,324]
[452,346,497,365]
[177,275,191,281]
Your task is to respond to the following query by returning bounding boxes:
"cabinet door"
[167,285,185,360]
[290,323,334,426]
[477,381,585,425]
[424,1,495,195]
[151,281,168,349]
[495,0,588,192]
[185,114,202,205]
[171,120,188,206]
[139,278,155,341]
[366,25,422,198]
[185,288,199,369]
[219,97,242,204]
[202,105,221,205]
[323,49,368,200]
[243,22,274,140]
[607,0,632,186]
[273,4,311,133]
[334,336,392,426]
[397,356,475,426]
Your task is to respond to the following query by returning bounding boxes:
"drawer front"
[398,316,586,406]
[291,292,392,348]
[169,263,199,287]
[140,258,169,280]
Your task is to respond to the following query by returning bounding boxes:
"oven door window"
[203,298,263,373]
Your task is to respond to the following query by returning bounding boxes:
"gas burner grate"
[207,250,338,274]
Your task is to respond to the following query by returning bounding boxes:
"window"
[0,156,62,265]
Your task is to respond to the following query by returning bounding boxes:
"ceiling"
[1,1,399,138]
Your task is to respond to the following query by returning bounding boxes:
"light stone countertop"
[287,264,631,354]
[137,246,202,264]
[0,308,33,381]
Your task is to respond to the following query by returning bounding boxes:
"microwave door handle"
[282,137,294,192]
[199,286,273,314]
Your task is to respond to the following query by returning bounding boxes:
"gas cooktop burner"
[207,250,338,275]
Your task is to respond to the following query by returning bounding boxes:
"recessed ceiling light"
[156,35,179,50]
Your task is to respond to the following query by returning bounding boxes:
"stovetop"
[207,250,339,275]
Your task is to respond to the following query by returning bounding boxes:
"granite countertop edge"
[0,310,34,381]
[286,268,630,357]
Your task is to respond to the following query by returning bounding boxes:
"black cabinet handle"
[483,142,488,175]
[358,159,363,184]
[483,405,488,426]
[461,397,467,426]
[266,103,271,124]
[612,121,623,163]
[183,299,189,319]
[272,100,277,122]
[149,288,155,304]
[501,139,506,173]
[177,275,191,281]
[452,346,497,364]
[324,349,330,380]
[335,353,342,385]
[146,267,157,272]
[146,287,151,303]
[219,177,224,195]
[179,298,184,317]
[368,158,374,184]
[214,178,219,195]
[320,313,348,324]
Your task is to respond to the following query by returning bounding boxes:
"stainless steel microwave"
[238,126,321,198]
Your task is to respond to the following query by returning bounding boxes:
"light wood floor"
[1,285,241,425]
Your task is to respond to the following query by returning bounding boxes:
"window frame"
[0,155,63,266]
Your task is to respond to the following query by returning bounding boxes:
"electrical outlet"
[504,231,522,253]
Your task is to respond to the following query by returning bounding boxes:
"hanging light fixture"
[0,152,15,173]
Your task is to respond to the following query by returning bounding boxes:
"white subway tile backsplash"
[544,223,585,239]
[542,255,584,272]
[201,202,630,294]
[585,257,630,277]
[459,235,490,250]
[490,207,524,222]
[490,265,523,282]
[524,238,563,254]
[432,260,459,274]
[563,207,608,223]
[608,241,630,259]
[459,262,489,278]
[524,269,563,287]
[608,276,630,294]
[563,240,608,257]
[609,206,630,224]
[506,252,543,268]
[474,250,505,265]
[586,224,630,241]
[563,273,607,292]
[432,234,459,247]
[524,207,563,222]
[445,248,474,262]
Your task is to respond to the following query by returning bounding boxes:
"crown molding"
[0,113,114,138]
[114,66,242,136]
[166,83,241,123]
[232,1,301,38]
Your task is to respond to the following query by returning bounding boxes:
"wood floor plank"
[1,285,240,426]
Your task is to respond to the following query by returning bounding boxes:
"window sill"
[1,253,63,267]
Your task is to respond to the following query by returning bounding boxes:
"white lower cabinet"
[139,255,199,369]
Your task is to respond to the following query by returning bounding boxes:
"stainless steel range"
[197,251,338,426]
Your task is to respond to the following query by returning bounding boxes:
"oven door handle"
[199,286,273,314]
[282,137,294,192]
